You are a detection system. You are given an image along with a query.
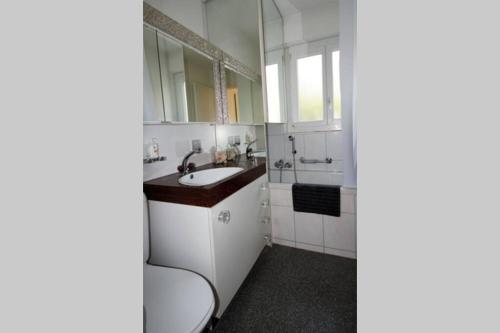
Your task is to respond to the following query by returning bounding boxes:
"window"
[297,54,324,122]
[265,64,281,123]
[332,51,341,119]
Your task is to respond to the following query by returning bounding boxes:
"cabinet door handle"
[218,210,231,224]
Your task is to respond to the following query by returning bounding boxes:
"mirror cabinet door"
[251,78,264,125]
[143,25,164,122]
[156,31,188,122]
[225,67,256,124]
[184,48,217,123]
[143,25,218,123]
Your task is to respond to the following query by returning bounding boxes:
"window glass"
[265,64,281,122]
[297,54,324,122]
[332,51,341,119]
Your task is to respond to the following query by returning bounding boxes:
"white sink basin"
[178,167,244,186]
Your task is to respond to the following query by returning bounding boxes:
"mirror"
[225,67,264,125]
[205,0,261,75]
[204,0,265,125]
[261,0,285,123]
[184,48,217,123]
[143,24,218,123]
[143,25,164,122]
[225,67,252,124]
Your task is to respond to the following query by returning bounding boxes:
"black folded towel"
[292,183,341,217]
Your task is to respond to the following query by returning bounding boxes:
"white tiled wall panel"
[268,135,285,160]
[271,205,295,241]
[270,186,356,259]
[295,212,324,246]
[326,131,343,160]
[323,214,356,252]
[341,192,356,214]
[269,189,293,207]
[144,123,260,181]
[266,123,344,185]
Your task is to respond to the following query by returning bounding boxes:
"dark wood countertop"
[143,157,267,207]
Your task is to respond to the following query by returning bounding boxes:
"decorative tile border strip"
[213,60,228,124]
[143,2,222,61]
[219,63,229,123]
[222,52,259,82]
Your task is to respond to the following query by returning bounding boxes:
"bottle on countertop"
[149,138,159,159]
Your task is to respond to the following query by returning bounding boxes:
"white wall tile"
[326,130,343,160]
[297,171,332,185]
[329,160,344,172]
[267,186,357,259]
[296,242,324,254]
[281,170,297,183]
[303,132,328,171]
[323,213,356,252]
[284,133,305,163]
[324,247,356,259]
[269,183,292,190]
[268,170,281,183]
[254,125,266,151]
[341,192,356,214]
[295,212,324,246]
[329,172,344,186]
[143,123,216,181]
[270,188,293,206]
[215,124,257,149]
[267,135,285,160]
[266,123,286,136]
[271,205,295,241]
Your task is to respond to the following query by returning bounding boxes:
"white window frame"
[288,37,340,132]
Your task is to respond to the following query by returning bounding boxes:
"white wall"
[143,123,216,181]
[266,123,343,185]
[144,123,261,181]
[145,0,207,38]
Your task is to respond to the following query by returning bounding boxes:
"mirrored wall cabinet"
[143,3,264,125]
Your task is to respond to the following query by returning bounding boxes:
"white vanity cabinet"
[147,174,269,317]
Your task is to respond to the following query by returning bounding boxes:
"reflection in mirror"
[225,67,254,124]
[184,48,217,122]
[262,0,285,123]
[143,25,164,122]
[205,0,261,74]
[251,79,264,124]
[157,31,188,122]
[143,24,218,123]
[261,0,341,127]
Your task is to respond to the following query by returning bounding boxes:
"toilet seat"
[143,264,215,333]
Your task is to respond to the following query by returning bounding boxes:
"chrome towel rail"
[299,157,333,164]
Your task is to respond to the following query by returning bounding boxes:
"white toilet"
[143,196,215,333]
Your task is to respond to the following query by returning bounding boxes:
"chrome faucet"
[181,147,201,175]
[246,139,258,159]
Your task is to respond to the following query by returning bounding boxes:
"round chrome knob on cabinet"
[218,210,231,224]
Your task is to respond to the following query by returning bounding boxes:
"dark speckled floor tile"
[214,245,356,333]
